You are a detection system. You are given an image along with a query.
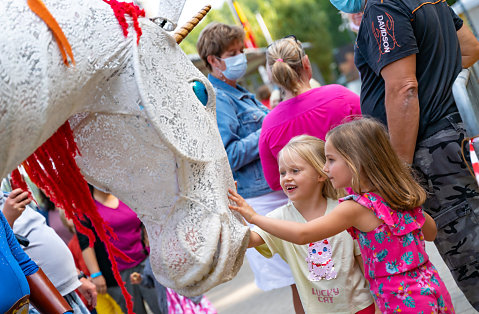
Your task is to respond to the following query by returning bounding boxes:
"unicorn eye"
[312,249,316,254]
[191,80,208,106]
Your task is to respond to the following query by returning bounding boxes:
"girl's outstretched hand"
[228,189,258,223]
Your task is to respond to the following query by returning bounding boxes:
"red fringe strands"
[9,168,38,206]
[10,168,30,192]
[103,0,145,44]
[21,121,135,314]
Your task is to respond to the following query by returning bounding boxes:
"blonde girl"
[230,135,375,314]
[229,118,454,313]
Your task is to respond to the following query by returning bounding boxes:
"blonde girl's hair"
[326,118,427,210]
[266,37,305,96]
[278,135,344,200]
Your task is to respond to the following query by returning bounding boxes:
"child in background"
[229,118,454,313]
[231,135,375,313]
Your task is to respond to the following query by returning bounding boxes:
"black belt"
[422,112,462,139]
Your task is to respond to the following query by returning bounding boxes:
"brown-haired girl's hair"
[326,118,427,210]
[196,22,245,71]
[266,37,305,96]
[278,135,344,200]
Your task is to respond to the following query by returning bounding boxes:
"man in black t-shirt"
[351,0,479,309]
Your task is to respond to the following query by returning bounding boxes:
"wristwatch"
[77,271,87,280]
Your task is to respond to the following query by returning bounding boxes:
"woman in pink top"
[260,35,361,190]
[78,185,160,314]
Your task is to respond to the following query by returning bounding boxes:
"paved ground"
[206,242,478,313]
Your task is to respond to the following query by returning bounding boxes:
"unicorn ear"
[136,0,186,31]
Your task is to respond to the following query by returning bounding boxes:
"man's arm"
[380,54,420,164]
[457,24,479,68]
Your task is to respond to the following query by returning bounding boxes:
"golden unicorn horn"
[174,4,211,44]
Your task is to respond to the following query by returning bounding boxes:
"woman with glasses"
[260,35,362,192]
[197,23,303,313]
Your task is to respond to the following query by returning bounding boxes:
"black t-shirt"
[355,0,463,140]
[77,218,119,287]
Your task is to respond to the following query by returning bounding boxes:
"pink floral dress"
[340,192,454,313]
[166,288,217,314]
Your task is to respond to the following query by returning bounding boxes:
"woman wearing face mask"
[197,23,303,314]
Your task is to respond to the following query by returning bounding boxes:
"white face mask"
[219,53,247,81]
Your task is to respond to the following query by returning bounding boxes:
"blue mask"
[330,0,365,13]
[221,53,247,81]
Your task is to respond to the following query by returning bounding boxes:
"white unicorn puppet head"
[0,0,248,297]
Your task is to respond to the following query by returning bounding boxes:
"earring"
[216,68,227,82]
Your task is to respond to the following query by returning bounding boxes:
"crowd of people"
[0,179,218,314]
[196,0,479,310]
[2,0,479,312]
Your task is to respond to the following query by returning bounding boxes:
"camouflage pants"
[414,113,479,310]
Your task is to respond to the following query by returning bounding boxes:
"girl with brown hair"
[230,118,455,313]
[230,135,375,313]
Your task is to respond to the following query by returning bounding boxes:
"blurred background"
[174,0,478,97]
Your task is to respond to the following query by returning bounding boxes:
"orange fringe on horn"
[15,121,134,314]
[27,0,75,66]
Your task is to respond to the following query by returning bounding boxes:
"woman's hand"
[228,189,258,224]
[78,277,97,307]
[130,272,142,285]
[3,188,32,227]
[91,275,107,295]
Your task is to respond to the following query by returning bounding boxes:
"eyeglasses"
[283,34,301,44]
[268,34,305,57]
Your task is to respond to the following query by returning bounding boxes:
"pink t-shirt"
[95,200,146,271]
[259,85,361,190]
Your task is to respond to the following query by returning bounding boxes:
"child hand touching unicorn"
[229,118,454,313]
[229,135,376,313]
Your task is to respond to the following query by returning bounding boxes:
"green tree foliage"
[179,3,236,56]
[179,0,353,83]
[258,0,337,81]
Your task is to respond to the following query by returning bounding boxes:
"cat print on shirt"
[306,239,337,281]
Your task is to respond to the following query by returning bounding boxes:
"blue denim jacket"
[209,74,272,198]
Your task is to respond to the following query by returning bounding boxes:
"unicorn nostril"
[191,81,208,106]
